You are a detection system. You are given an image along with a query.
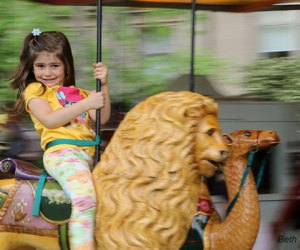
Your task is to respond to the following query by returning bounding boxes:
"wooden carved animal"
[0,91,229,250]
[203,129,280,250]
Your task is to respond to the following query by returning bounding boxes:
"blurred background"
[0,0,299,249]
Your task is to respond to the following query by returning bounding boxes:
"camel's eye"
[207,128,215,136]
[244,131,251,137]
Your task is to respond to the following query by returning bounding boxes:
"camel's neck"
[224,151,256,199]
[205,149,260,250]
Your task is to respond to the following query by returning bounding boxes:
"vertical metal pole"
[189,0,196,92]
[94,0,102,165]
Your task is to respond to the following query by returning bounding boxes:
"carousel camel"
[0,91,229,250]
[202,129,280,250]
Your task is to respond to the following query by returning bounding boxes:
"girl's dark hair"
[11,31,76,112]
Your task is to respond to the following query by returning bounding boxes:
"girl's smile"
[33,51,65,87]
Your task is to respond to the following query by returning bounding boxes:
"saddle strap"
[32,170,48,216]
[45,135,101,149]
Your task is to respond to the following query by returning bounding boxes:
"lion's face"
[194,114,229,177]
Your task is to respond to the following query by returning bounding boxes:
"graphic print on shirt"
[55,86,88,127]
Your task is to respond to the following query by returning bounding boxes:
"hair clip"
[32,28,42,37]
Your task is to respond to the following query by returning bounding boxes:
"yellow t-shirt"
[24,82,96,157]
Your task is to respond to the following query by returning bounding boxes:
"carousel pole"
[94,0,102,165]
[189,0,196,92]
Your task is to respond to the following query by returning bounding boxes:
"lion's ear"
[222,134,233,146]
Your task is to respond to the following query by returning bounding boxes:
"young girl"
[11,29,111,250]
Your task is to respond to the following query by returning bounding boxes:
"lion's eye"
[244,131,251,137]
[207,128,215,136]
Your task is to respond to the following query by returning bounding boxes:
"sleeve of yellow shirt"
[24,82,48,112]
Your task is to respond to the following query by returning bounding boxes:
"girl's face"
[33,51,65,88]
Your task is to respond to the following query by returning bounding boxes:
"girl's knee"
[73,195,97,213]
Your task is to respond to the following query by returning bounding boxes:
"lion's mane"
[93,91,218,250]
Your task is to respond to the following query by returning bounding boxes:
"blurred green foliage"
[0,0,72,101]
[0,1,230,110]
[5,2,300,111]
[243,57,300,101]
[99,8,229,109]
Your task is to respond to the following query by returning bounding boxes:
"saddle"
[0,158,54,181]
[0,158,71,223]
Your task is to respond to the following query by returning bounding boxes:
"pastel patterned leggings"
[44,148,96,250]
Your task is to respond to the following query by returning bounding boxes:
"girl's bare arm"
[28,91,104,129]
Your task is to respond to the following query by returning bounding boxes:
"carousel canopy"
[30,0,300,11]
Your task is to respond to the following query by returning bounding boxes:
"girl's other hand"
[93,62,108,86]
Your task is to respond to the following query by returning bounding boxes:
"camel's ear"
[222,134,233,146]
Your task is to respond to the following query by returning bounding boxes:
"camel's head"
[222,130,280,155]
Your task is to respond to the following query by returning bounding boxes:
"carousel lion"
[0,91,229,250]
